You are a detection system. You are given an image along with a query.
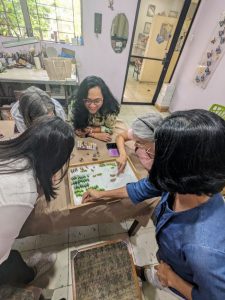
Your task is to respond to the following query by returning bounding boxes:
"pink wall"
[170,0,225,112]
[74,0,138,102]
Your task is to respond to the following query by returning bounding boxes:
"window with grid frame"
[0,0,26,37]
[0,0,82,43]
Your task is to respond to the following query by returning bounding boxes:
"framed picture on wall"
[143,22,151,34]
[160,23,173,41]
[137,33,148,48]
[147,5,156,17]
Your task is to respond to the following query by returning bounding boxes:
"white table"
[0,68,78,85]
[0,68,79,104]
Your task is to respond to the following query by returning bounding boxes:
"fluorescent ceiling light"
[2,37,39,48]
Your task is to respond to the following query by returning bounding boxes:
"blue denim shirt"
[127,178,225,300]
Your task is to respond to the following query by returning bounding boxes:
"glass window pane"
[55,0,72,9]
[33,29,41,39]
[39,18,57,31]
[25,0,82,42]
[132,34,149,56]
[36,5,56,19]
[20,27,27,37]
[12,0,24,26]
[1,0,13,13]
[0,0,24,37]
[0,12,7,25]
[56,8,73,21]
[164,0,201,83]
[7,13,17,25]
[131,0,184,58]
[73,0,81,36]
[30,14,39,30]
[41,30,54,40]
[58,32,74,43]
[37,0,55,5]
[57,20,74,33]
[0,25,11,36]
[123,57,163,103]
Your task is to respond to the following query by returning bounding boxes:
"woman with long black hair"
[0,116,74,286]
[72,76,120,142]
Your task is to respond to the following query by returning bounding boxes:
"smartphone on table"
[106,143,120,157]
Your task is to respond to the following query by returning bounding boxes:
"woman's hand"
[155,261,193,300]
[75,129,87,138]
[116,155,127,174]
[82,189,102,203]
[91,132,112,142]
[154,261,174,287]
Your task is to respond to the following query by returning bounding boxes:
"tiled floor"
[123,65,157,104]
[13,221,176,300]
[119,104,170,127]
[12,105,175,300]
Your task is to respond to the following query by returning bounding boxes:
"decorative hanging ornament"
[108,0,114,10]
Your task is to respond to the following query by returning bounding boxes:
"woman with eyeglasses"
[71,76,120,142]
[82,109,225,300]
[116,113,163,174]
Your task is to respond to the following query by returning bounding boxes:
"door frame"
[121,0,201,105]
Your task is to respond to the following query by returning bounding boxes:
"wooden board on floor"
[71,240,142,300]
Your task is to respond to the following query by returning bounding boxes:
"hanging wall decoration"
[108,0,114,10]
[194,12,225,88]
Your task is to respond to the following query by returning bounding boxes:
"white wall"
[170,0,225,112]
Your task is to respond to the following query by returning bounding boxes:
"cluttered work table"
[0,120,158,238]
[0,67,79,105]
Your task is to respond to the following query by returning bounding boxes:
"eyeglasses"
[135,141,154,158]
[145,147,154,158]
[83,98,103,105]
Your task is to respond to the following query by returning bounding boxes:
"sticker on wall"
[194,11,225,88]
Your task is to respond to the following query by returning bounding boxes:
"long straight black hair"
[0,116,74,201]
[149,109,225,195]
[72,76,120,129]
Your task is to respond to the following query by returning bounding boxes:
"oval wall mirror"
[111,13,129,53]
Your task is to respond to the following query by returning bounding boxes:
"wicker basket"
[44,57,72,80]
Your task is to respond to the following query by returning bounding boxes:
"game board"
[68,159,138,206]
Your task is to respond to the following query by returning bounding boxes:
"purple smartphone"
[106,143,119,157]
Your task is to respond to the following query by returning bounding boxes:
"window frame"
[0,0,82,44]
